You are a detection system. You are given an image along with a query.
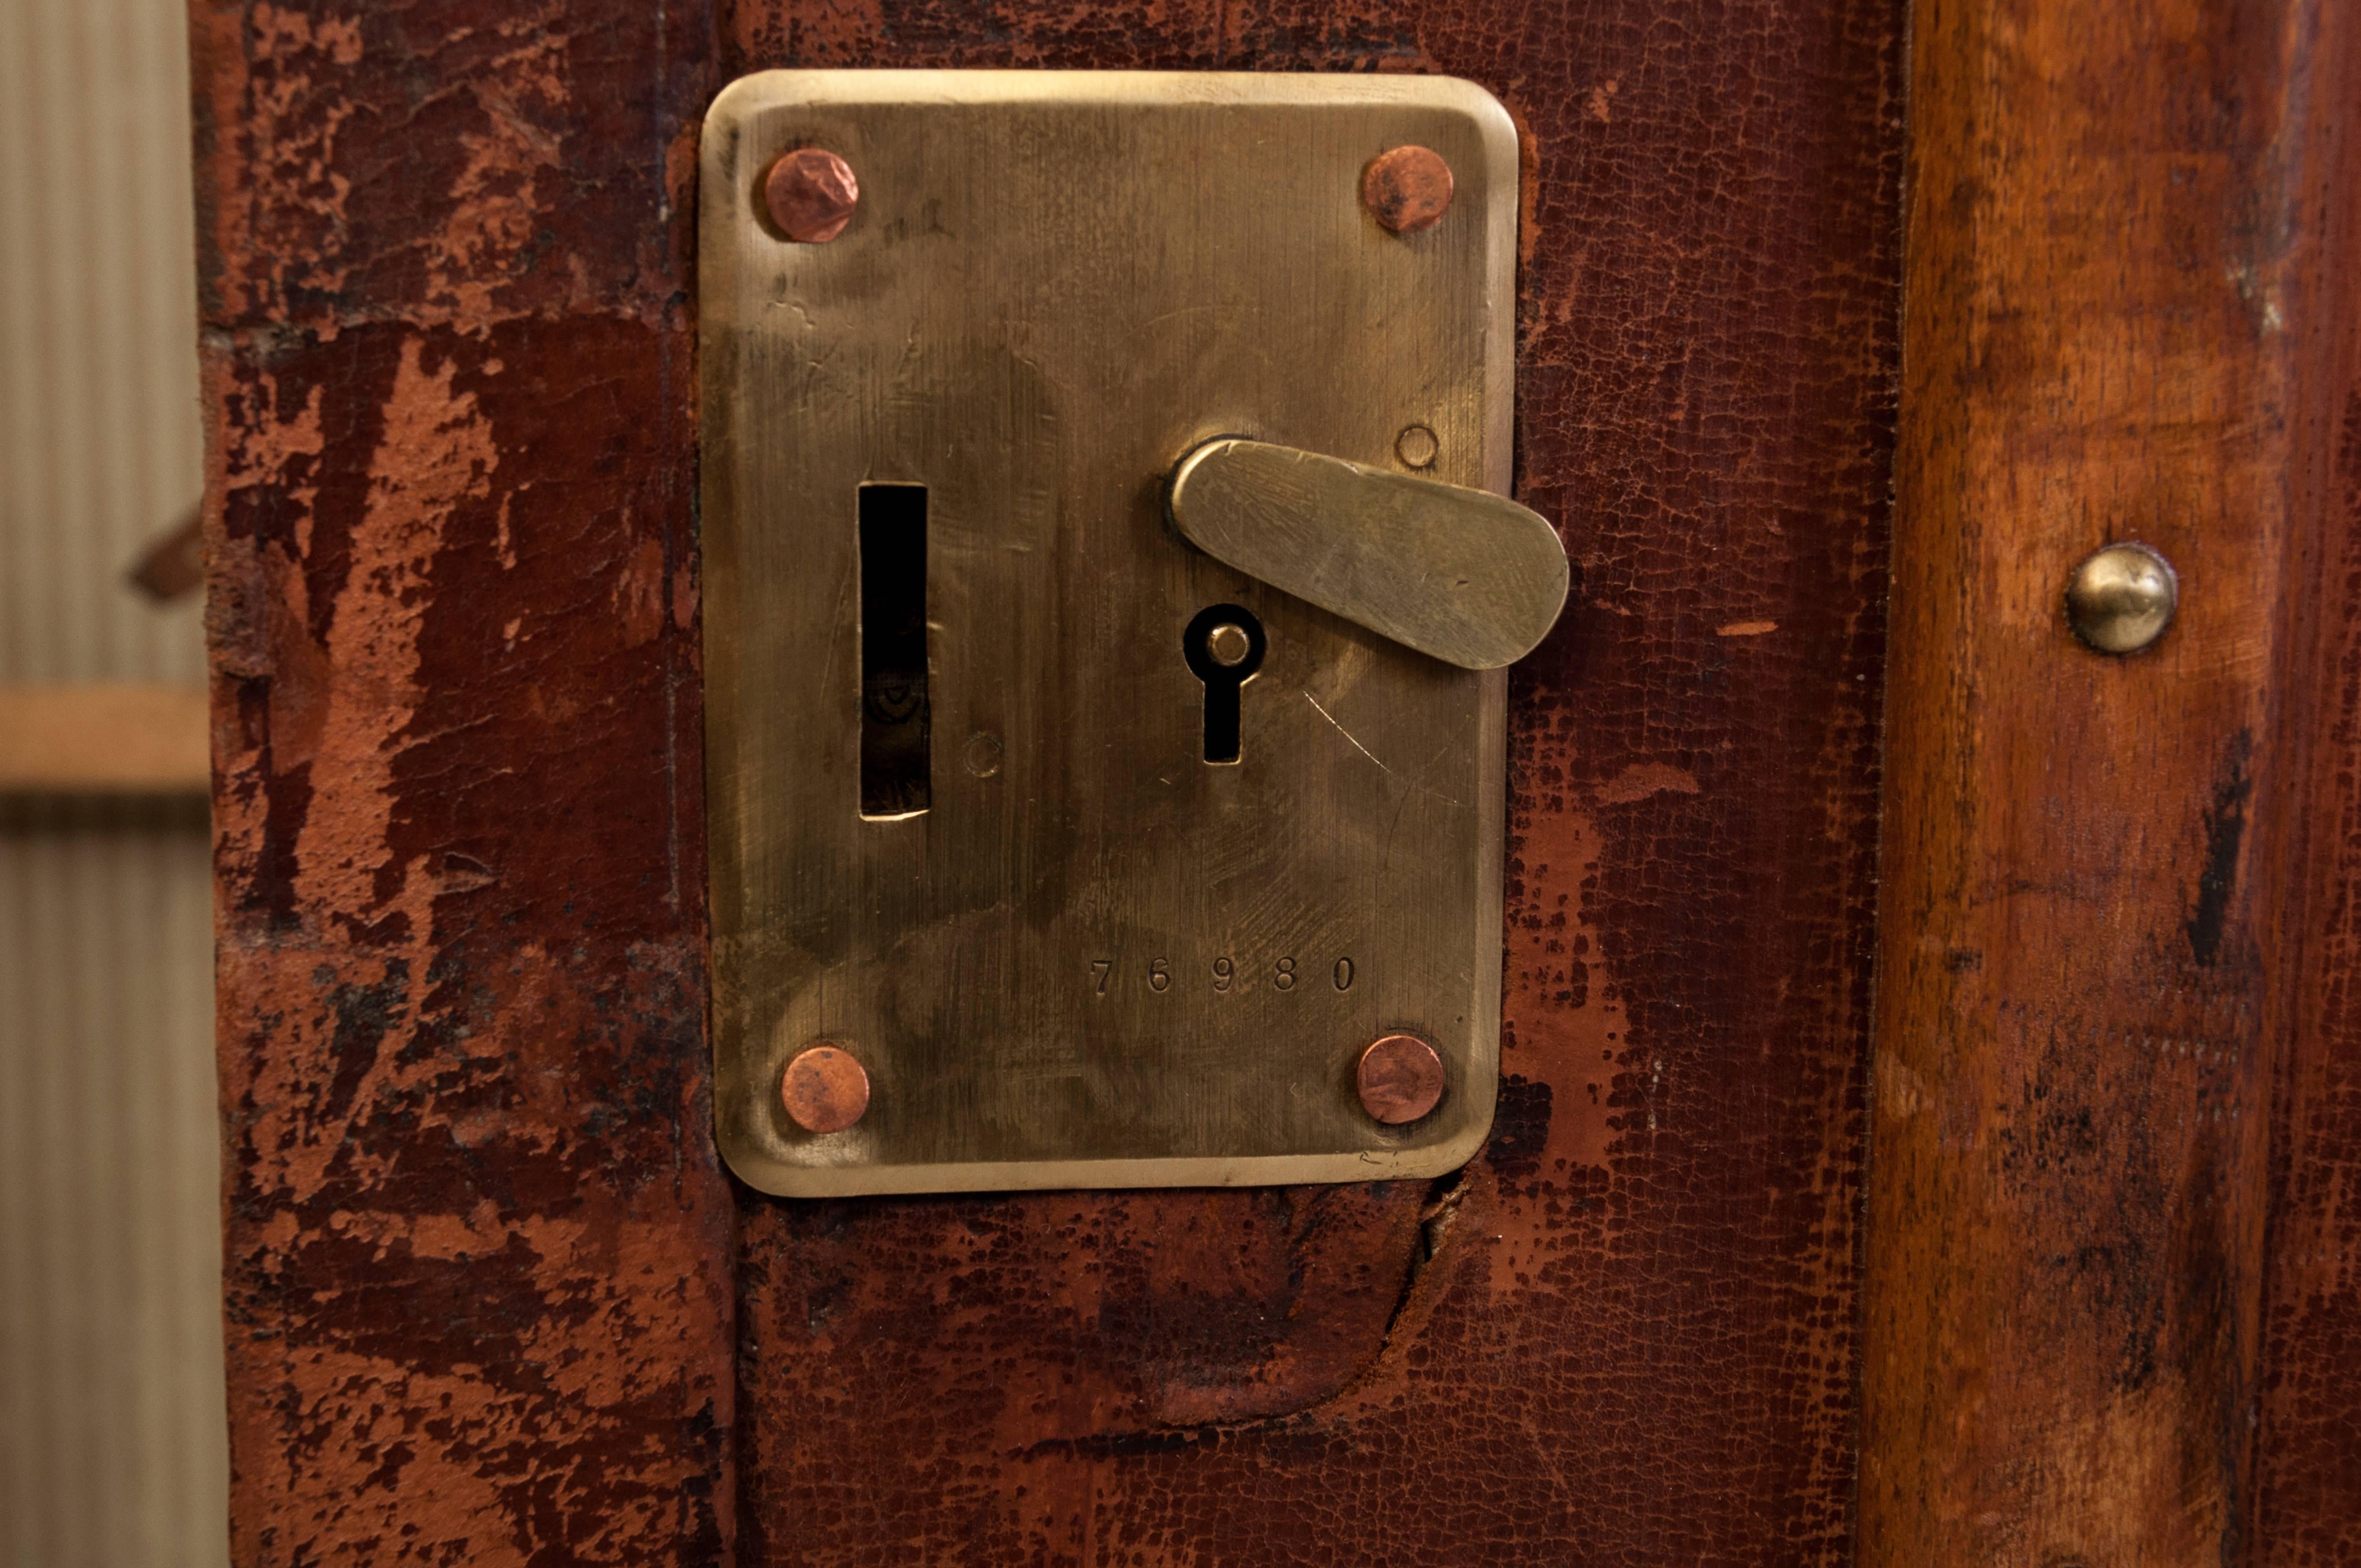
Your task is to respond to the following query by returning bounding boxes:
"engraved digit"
[1150,957,1171,993]
[1212,957,1234,992]
[1334,957,1355,992]
[1092,959,1112,995]
[1275,956,1297,991]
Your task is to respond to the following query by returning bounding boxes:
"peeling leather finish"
[196,1,1903,1564]
[196,2,730,1561]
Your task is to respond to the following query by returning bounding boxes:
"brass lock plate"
[702,70,1519,1195]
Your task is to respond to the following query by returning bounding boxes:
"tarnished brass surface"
[702,70,1520,1195]
[1167,438,1567,669]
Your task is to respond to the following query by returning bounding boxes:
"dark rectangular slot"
[858,484,929,818]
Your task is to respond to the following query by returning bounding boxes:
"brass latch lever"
[1166,438,1568,670]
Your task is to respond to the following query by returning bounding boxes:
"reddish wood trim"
[2252,7,2361,1553]
[1861,0,2361,1562]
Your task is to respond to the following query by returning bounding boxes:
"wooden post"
[1861,0,2361,1562]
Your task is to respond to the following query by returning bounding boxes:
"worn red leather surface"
[195,0,1903,1562]
[194,2,733,1559]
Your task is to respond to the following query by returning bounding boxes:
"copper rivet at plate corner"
[781,1044,870,1133]
[1361,145,1455,235]
[1357,1033,1446,1125]
[2065,541,2179,654]
[765,148,860,242]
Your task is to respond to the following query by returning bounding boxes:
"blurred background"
[0,0,228,1562]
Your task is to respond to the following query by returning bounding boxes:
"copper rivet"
[1361,146,1455,235]
[1395,424,1439,469]
[765,148,860,243]
[2065,541,2178,654]
[1205,623,1253,668]
[781,1044,870,1133]
[1357,1033,1445,1124]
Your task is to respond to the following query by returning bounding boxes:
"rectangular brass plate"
[702,70,1517,1195]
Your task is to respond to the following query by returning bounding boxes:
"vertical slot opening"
[859,484,929,819]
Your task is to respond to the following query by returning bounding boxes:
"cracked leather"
[197,0,1905,1562]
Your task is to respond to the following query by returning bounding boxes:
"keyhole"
[1183,604,1266,765]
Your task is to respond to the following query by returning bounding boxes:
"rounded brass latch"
[2065,541,2177,654]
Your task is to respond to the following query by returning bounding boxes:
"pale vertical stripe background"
[0,0,206,685]
[0,0,228,1561]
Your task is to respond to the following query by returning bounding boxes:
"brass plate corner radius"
[701,70,1527,1197]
